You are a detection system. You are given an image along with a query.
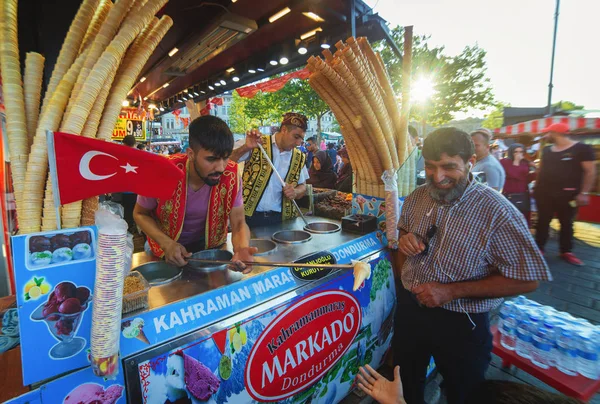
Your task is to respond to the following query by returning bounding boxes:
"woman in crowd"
[335,147,352,192]
[307,151,338,189]
[500,143,536,225]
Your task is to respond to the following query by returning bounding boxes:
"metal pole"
[547,0,560,116]
[350,0,356,38]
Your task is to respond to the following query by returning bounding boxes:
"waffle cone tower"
[2,0,173,234]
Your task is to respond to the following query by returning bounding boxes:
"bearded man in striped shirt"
[393,127,551,404]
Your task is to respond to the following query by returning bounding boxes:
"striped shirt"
[398,179,551,313]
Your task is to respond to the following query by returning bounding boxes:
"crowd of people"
[466,125,595,266]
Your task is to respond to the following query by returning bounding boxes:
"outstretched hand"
[356,365,405,404]
[245,129,263,150]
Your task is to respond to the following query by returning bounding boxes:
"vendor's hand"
[283,183,297,200]
[245,129,263,150]
[231,247,259,274]
[576,193,590,207]
[356,365,405,404]
[163,241,191,267]
[397,233,425,256]
[413,282,454,308]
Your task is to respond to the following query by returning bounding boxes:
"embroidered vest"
[148,154,239,258]
[242,135,306,220]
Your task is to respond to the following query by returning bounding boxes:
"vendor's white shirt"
[239,135,309,212]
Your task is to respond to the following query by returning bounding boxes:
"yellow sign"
[112,108,146,141]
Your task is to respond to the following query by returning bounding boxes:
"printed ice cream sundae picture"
[63,382,124,404]
[30,281,92,359]
[28,230,94,269]
[122,318,149,344]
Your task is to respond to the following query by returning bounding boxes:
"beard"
[192,159,222,186]
[427,174,469,204]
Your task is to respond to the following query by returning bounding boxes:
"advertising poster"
[12,227,98,385]
[136,251,396,404]
[352,194,404,243]
[111,108,146,141]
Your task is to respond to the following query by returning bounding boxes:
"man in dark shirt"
[535,123,596,266]
[305,136,318,169]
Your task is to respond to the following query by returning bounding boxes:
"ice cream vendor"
[134,116,256,270]
[230,112,310,228]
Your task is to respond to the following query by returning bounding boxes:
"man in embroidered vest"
[231,112,310,228]
[134,116,256,271]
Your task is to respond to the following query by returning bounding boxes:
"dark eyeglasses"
[421,224,438,255]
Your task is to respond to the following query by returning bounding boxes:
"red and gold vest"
[148,154,239,258]
[242,135,306,220]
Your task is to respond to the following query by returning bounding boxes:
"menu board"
[12,227,97,385]
[112,108,146,141]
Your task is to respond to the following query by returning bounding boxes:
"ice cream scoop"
[176,351,220,401]
[50,234,71,251]
[54,282,76,302]
[72,243,92,260]
[64,383,123,404]
[29,236,51,252]
[69,231,92,247]
[352,260,371,291]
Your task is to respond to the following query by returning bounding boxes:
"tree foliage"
[554,100,584,111]
[275,79,332,140]
[482,102,510,130]
[376,26,495,126]
[243,91,283,127]
[230,77,336,140]
[228,91,257,133]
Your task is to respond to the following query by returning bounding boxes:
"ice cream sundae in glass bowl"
[30,281,92,359]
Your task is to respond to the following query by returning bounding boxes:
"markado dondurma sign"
[244,290,361,402]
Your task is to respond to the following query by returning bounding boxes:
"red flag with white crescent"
[48,131,184,205]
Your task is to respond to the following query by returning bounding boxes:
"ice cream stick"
[257,143,309,226]
[186,258,354,270]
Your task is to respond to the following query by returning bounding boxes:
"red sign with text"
[244,290,361,402]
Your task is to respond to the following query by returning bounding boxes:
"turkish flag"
[49,131,184,205]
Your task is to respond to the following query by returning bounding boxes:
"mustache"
[208,172,223,177]
[433,178,454,186]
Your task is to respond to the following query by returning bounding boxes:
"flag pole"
[46,131,62,230]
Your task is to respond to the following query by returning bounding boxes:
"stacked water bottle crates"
[498,296,600,379]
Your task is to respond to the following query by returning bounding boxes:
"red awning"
[236,68,310,98]
[494,117,600,138]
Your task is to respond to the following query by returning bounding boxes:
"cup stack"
[90,224,127,378]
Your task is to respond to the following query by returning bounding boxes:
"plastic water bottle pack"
[498,296,600,379]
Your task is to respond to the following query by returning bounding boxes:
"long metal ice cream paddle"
[186,257,353,270]
[257,143,309,226]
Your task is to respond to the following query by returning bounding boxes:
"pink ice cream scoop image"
[176,351,220,401]
[63,383,123,404]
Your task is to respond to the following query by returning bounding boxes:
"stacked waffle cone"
[307,37,414,198]
[2,0,173,234]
